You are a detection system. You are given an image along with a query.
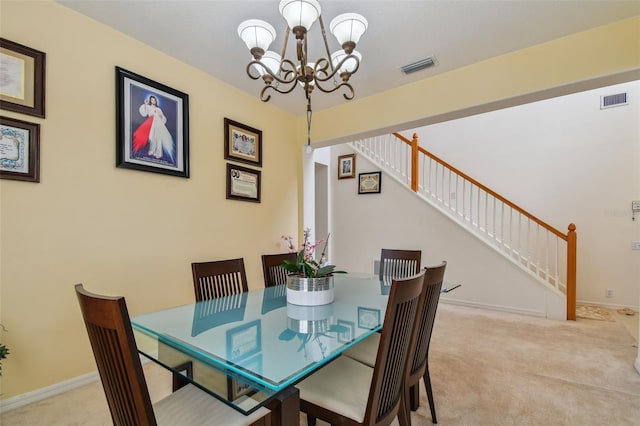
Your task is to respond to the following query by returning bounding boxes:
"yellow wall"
[1,1,638,401]
[0,1,299,398]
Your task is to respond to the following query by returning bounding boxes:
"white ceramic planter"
[286,275,335,306]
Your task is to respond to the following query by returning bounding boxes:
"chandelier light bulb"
[238,19,277,58]
[279,0,321,34]
[329,13,368,53]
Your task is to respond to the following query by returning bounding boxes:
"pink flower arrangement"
[281,229,344,278]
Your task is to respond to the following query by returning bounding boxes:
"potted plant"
[281,229,345,306]
[0,324,8,376]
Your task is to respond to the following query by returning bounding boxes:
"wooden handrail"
[393,133,567,240]
[392,131,577,320]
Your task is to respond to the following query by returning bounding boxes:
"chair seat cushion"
[297,356,374,423]
[154,383,270,425]
[343,333,379,367]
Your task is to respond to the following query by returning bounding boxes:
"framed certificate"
[224,118,262,167]
[0,116,40,182]
[358,171,381,194]
[226,163,261,203]
[0,38,46,118]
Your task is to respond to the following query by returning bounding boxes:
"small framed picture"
[115,66,189,178]
[226,163,261,203]
[358,307,381,330]
[224,118,262,167]
[358,171,381,194]
[0,116,40,182]
[337,153,356,179]
[0,38,46,118]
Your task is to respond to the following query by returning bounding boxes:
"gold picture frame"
[0,38,46,118]
[224,118,262,167]
[337,153,356,179]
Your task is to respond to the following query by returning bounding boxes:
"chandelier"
[237,0,367,151]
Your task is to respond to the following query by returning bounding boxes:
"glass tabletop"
[131,273,389,414]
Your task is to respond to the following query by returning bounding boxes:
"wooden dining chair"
[296,270,426,426]
[261,252,296,287]
[404,261,446,424]
[191,258,248,302]
[74,284,271,426]
[379,249,422,282]
[342,261,447,424]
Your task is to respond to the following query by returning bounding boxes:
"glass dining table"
[131,273,390,425]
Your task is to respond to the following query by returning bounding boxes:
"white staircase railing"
[350,133,577,319]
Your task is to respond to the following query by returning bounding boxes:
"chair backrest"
[407,261,447,382]
[191,258,248,302]
[75,284,157,426]
[364,270,426,425]
[379,249,422,282]
[261,253,296,287]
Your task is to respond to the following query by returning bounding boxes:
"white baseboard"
[0,370,99,414]
[0,355,152,414]
[440,298,547,318]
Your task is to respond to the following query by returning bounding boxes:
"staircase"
[349,132,577,320]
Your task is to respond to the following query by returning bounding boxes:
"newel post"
[566,223,577,320]
[411,133,419,192]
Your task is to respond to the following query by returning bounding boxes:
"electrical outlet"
[606,288,614,298]
[632,241,640,250]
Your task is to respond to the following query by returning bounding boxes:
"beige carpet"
[2,303,639,425]
[576,304,616,322]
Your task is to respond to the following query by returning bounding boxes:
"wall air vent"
[600,92,628,109]
[401,56,437,74]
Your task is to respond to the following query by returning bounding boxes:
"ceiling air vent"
[401,56,437,74]
[600,92,628,109]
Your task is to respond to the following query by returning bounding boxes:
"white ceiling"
[56,0,640,116]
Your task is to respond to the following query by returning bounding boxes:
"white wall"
[330,144,565,318]
[329,81,639,318]
[420,81,639,310]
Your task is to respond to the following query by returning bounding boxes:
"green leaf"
[303,263,315,278]
[315,265,336,277]
[282,260,301,273]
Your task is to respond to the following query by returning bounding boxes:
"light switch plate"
[633,200,640,212]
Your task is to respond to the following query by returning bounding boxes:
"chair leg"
[398,387,412,426]
[423,366,437,424]
[409,382,420,411]
[172,361,193,392]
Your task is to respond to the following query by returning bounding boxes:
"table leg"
[265,386,300,426]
